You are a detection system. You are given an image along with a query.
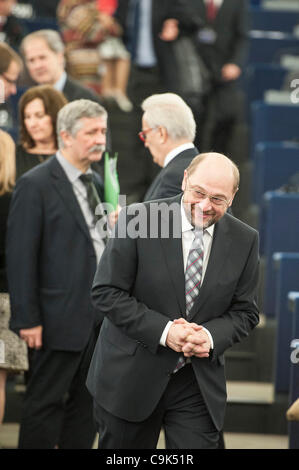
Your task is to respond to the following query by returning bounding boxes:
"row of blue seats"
[250,6,299,33]
[262,256,299,448]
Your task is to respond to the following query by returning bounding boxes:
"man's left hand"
[221,63,241,81]
[173,318,211,358]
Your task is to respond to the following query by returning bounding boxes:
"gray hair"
[141,93,196,142]
[57,99,107,149]
[21,29,65,56]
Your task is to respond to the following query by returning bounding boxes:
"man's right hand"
[166,321,202,352]
[20,326,43,349]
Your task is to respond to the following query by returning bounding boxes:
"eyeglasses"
[185,175,231,207]
[138,127,158,142]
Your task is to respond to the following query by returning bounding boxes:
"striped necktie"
[173,229,204,373]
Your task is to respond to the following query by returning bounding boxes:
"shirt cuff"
[159,322,214,349]
[160,321,173,346]
[202,327,214,349]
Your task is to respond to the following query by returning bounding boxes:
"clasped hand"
[166,318,211,358]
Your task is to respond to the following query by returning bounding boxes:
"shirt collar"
[56,150,92,183]
[180,197,214,238]
[163,143,195,168]
[53,71,67,92]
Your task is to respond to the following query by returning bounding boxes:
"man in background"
[141,93,198,202]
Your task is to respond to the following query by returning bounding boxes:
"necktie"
[206,0,217,22]
[79,173,101,223]
[173,229,204,373]
[185,229,204,316]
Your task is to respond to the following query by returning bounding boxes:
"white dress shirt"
[53,71,67,92]
[135,0,157,67]
[163,143,195,168]
[56,152,106,264]
[160,199,215,348]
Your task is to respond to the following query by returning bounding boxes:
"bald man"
[87,152,260,449]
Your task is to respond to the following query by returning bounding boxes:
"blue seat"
[242,64,288,121]
[250,7,299,33]
[288,292,299,449]
[253,142,299,204]
[251,102,299,156]
[273,254,299,394]
[248,33,299,64]
[260,192,299,316]
[243,64,287,104]
[0,126,18,142]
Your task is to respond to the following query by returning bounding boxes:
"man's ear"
[181,170,188,191]
[228,188,238,207]
[59,130,72,148]
[159,126,167,144]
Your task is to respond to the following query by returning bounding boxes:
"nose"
[198,196,213,212]
[95,131,106,145]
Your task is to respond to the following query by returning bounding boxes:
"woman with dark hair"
[16,85,68,179]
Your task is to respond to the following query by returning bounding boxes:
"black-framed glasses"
[185,175,231,207]
[138,127,158,142]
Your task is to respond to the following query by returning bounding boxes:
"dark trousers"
[94,364,219,449]
[18,331,97,449]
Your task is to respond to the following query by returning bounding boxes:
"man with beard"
[7,99,113,448]
[87,152,260,449]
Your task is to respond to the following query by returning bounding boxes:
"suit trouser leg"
[18,333,96,449]
[94,365,219,449]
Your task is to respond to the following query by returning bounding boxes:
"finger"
[27,336,35,349]
[173,318,187,324]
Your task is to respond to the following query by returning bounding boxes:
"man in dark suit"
[87,152,260,449]
[169,0,249,154]
[20,29,104,104]
[6,99,111,448]
[114,0,183,201]
[141,93,198,202]
[20,29,111,155]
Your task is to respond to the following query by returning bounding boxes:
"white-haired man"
[141,93,198,201]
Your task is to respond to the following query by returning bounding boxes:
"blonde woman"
[0,130,28,436]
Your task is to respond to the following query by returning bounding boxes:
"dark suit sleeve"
[203,231,259,359]
[150,172,184,200]
[91,207,171,355]
[227,0,249,68]
[6,176,43,332]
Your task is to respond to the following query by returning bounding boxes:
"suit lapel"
[48,156,93,243]
[159,195,186,315]
[188,214,232,320]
